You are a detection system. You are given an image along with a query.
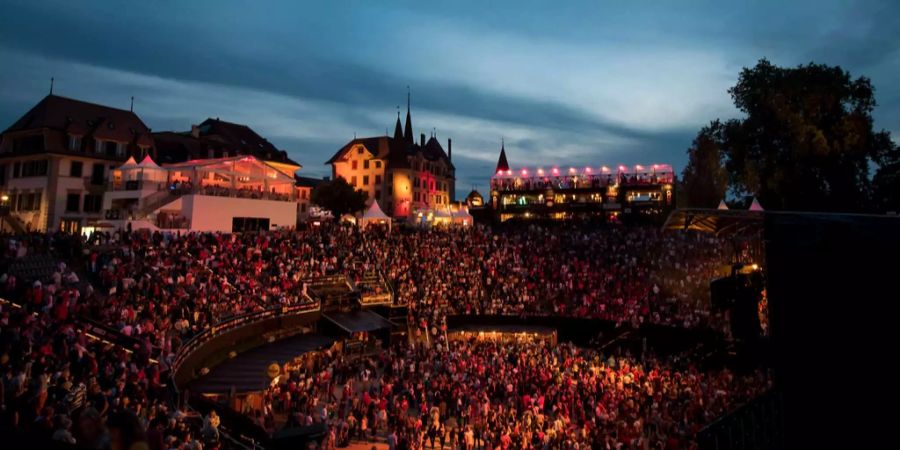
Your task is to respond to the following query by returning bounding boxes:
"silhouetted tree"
[682,120,729,208]
[873,143,900,212]
[684,59,896,212]
[311,177,368,218]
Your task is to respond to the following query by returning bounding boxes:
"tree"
[873,142,900,212]
[684,59,896,212]
[682,120,729,208]
[311,177,368,218]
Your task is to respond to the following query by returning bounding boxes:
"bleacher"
[356,269,392,306]
[304,275,356,312]
[6,254,59,282]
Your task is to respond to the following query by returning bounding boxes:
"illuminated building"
[153,117,322,223]
[0,94,154,233]
[326,95,455,218]
[104,154,299,232]
[489,143,675,222]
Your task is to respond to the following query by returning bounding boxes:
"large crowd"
[0,222,760,449]
[267,337,769,449]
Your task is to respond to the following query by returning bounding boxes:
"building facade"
[104,154,299,233]
[489,144,676,223]
[0,94,154,233]
[154,117,321,225]
[326,99,455,218]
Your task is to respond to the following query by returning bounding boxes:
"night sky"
[1,0,898,198]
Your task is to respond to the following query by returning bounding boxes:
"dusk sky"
[1,0,898,197]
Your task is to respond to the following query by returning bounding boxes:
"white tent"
[138,155,161,169]
[717,200,730,210]
[451,205,474,226]
[749,197,765,212]
[118,156,138,170]
[135,155,167,183]
[358,200,391,230]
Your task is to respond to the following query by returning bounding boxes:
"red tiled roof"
[3,94,152,143]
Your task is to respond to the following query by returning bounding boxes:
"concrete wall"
[182,194,297,232]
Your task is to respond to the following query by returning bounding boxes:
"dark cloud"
[1,0,898,199]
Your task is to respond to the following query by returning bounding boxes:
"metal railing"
[171,297,320,376]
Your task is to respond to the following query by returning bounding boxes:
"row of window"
[350,174,382,187]
[412,160,449,177]
[6,160,50,178]
[68,135,129,158]
[350,159,382,170]
[413,177,448,191]
[413,192,448,205]
[5,191,42,212]
[65,192,103,213]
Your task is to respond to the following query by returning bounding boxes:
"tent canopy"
[749,197,765,211]
[118,156,138,170]
[138,155,160,169]
[361,200,390,220]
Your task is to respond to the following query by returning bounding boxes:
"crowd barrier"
[172,300,321,388]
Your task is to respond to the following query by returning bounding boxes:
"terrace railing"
[170,295,320,380]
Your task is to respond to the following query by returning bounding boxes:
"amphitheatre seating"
[356,269,392,306]
[304,275,356,312]
[6,254,59,282]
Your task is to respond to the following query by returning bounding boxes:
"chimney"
[190,125,200,138]
[420,133,425,147]
[448,138,452,161]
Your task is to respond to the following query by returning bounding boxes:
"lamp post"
[0,194,9,233]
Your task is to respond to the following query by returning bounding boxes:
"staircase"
[305,275,355,312]
[133,190,183,219]
[2,214,28,234]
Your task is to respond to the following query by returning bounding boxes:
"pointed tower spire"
[495,138,510,174]
[49,77,54,95]
[404,86,414,145]
[393,106,403,141]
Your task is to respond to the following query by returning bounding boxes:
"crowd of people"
[374,225,732,337]
[265,337,769,449]
[0,221,757,449]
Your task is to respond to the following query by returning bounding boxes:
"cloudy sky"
[1,0,898,197]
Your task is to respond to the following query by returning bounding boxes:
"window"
[68,135,82,151]
[66,193,80,212]
[363,175,369,186]
[70,161,83,177]
[374,190,381,199]
[13,135,43,152]
[352,160,358,170]
[16,160,48,177]
[232,217,270,232]
[364,160,370,169]
[357,147,363,155]
[350,176,357,186]
[91,164,105,185]
[375,161,382,169]
[0,164,5,186]
[375,175,382,185]
[95,140,103,154]
[103,141,117,156]
[83,194,103,213]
